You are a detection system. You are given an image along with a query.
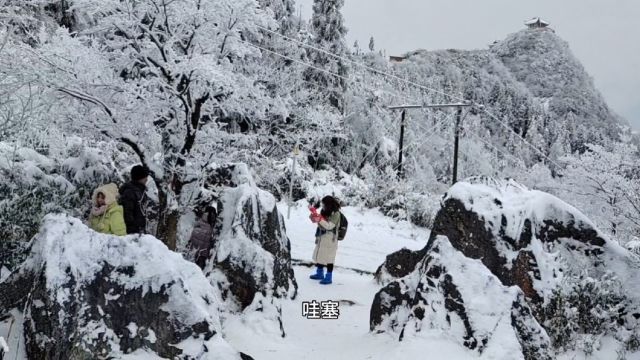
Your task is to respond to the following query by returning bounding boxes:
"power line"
[462,128,526,169]
[478,107,562,169]
[257,25,467,103]
[250,31,565,171]
[241,38,426,106]
[361,111,453,173]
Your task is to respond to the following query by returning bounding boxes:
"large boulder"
[373,177,640,357]
[203,164,297,335]
[427,178,640,311]
[0,214,248,359]
[371,235,552,359]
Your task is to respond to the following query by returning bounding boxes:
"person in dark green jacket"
[89,183,127,236]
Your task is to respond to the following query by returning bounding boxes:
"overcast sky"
[297,0,640,129]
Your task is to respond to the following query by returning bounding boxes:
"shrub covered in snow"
[544,272,640,354]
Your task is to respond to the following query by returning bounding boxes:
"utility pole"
[452,107,462,185]
[387,102,472,182]
[398,110,406,177]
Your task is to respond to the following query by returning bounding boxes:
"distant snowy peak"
[492,29,625,127]
[395,28,625,153]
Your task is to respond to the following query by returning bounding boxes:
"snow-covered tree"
[368,36,375,52]
[305,0,349,111]
[258,0,297,35]
[352,40,360,55]
[560,143,640,244]
[20,0,277,249]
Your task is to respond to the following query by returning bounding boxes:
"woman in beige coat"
[309,196,341,285]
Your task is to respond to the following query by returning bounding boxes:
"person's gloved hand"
[309,214,321,223]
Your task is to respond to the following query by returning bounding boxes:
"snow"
[0,309,26,360]
[0,336,8,354]
[225,191,640,359]
[26,215,222,330]
[224,264,476,360]
[211,183,278,288]
[413,236,544,358]
[279,200,428,272]
[0,267,9,283]
[3,189,640,359]
[445,178,603,241]
[445,178,640,305]
[224,201,474,359]
[127,323,138,338]
[10,214,236,358]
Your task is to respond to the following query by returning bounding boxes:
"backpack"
[337,212,348,241]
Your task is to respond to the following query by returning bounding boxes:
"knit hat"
[131,165,150,181]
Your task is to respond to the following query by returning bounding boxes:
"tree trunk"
[155,177,184,251]
[157,210,179,251]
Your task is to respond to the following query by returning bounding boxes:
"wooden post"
[398,110,406,178]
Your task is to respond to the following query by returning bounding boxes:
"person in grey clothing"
[189,205,217,269]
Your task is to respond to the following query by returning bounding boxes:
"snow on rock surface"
[371,235,552,359]
[203,164,297,335]
[431,177,640,307]
[0,214,249,360]
[373,177,640,358]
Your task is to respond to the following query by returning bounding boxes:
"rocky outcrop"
[371,235,552,359]
[372,177,640,358]
[203,164,297,335]
[0,214,248,359]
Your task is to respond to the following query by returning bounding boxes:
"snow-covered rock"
[429,177,640,309]
[373,177,640,357]
[371,235,552,360]
[0,214,249,359]
[203,164,297,334]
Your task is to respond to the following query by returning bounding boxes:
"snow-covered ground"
[223,200,640,360]
[223,201,480,359]
[3,201,639,359]
[278,201,428,273]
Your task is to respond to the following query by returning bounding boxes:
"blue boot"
[320,272,333,285]
[309,266,324,280]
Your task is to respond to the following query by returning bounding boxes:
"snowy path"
[279,201,429,273]
[223,202,476,359]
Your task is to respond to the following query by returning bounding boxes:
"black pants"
[317,263,334,273]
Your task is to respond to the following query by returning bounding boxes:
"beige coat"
[312,211,341,265]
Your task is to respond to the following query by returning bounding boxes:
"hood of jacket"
[92,183,120,207]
